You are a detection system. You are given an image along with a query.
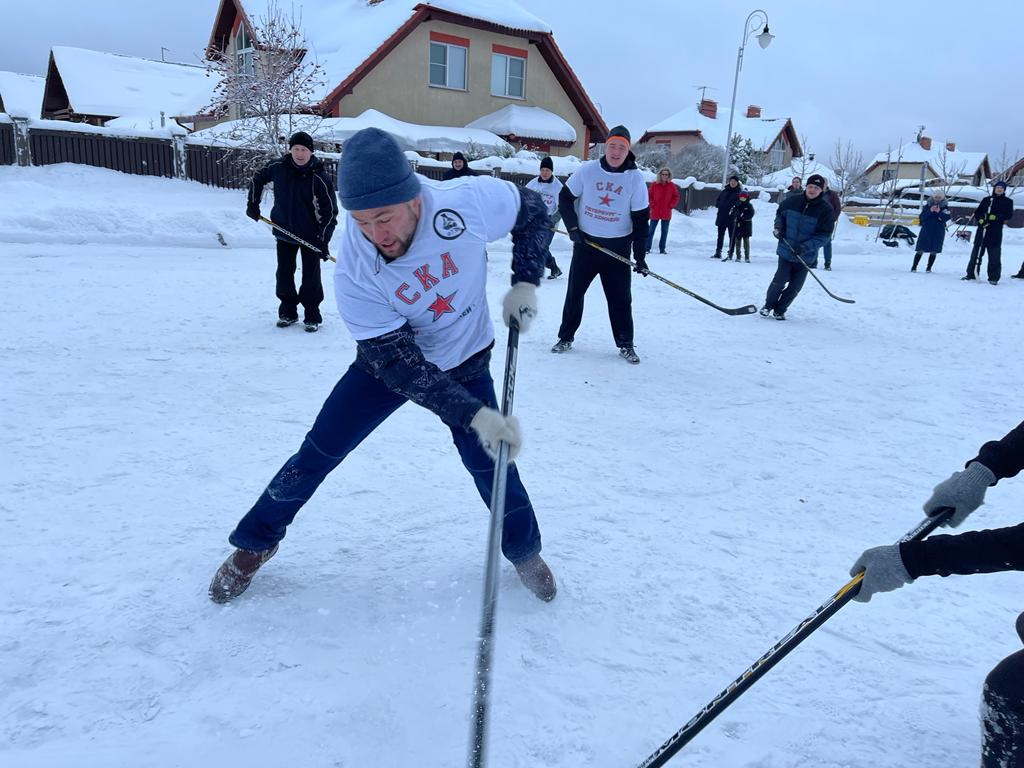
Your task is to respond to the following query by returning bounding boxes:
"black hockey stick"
[467,318,520,768]
[258,216,336,262]
[635,508,954,768]
[780,239,855,303]
[556,229,757,316]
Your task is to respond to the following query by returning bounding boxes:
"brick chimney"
[746,105,762,118]
[918,135,932,150]
[698,99,718,119]
[945,141,956,152]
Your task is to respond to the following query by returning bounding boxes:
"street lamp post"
[721,10,774,186]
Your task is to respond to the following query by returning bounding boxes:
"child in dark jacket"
[724,191,754,262]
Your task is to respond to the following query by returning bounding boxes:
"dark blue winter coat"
[715,185,743,227]
[248,154,338,247]
[916,200,950,254]
[774,192,834,264]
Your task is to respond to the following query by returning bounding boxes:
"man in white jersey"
[524,156,564,279]
[550,125,650,364]
[209,128,556,604]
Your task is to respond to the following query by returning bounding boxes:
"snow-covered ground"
[2,164,1023,768]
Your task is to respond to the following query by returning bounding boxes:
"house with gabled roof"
[40,46,220,127]
[205,0,606,157]
[863,135,991,187]
[0,72,45,118]
[639,99,801,171]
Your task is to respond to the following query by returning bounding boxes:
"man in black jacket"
[712,175,743,258]
[442,151,479,180]
[852,420,1024,767]
[551,125,650,364]
[963,179,1015,284]
[247,131,338,332]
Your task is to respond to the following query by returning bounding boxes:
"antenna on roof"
[915,124,926,142]
[693,85,716,101]
[161,47,170,62]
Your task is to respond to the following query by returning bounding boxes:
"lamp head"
[757,25,774,49]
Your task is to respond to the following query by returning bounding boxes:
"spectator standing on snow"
[821,180,842,271]
[780,176,803,206]
[212,128,557,605]
[724,191,754,262]
[963,180,1014,284]
[246,131,338,332]
[646,167,679,255]
[443,151,480,180]
[851,419,1024,767]
[551,125,650,365]
[524,156,564,279]
[712,175,743,258]
[759,173,834,320]
[912,190,951,273]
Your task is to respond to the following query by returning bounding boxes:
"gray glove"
[849,544,912,603]
[923,461,996,528]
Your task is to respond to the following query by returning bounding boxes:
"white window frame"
[429,41,468,91]
[236,25,254,77]
[490,52,526,99]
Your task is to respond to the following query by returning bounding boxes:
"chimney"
[945,141,956,152]
[918,135,932,150]
[698,99,717,119]
[745,105,761,118]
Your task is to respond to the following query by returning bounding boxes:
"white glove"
[501,282,537,333]
[469,407,522,463]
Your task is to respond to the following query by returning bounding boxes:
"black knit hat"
[288,131,314,151]
[540,156,553,171]
[606,125,631,145]
[452,151,466,164]
[729,174,740,182]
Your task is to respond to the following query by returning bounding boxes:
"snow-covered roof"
[238,1,550,103]
[49,46,220,120]
[644,103,791,150]
[762,160,839,189]
[464,104,576,143]
[0,71,45,118]
[868,141,988,176]
[468,148,581,176]
[190,109,512,155]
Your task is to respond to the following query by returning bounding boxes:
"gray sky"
[3,0,1021,167]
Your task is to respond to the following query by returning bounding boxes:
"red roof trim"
[430,31,470,47]
[492,43,528,58]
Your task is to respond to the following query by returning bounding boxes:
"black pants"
[968,230,1003,281]
[557,237,634,347]
[715,225,732,255]
[763,257,811,314]
[981,613,1024,767]
[912,252,937,271]
[729,236,750,258]
[276,240,323,323]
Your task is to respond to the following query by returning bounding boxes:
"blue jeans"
[764,257,812,314]
[229,357,543,565]
[646,219,670,253]
[822,237,833,268]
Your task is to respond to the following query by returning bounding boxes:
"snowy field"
[2,164,1023,768]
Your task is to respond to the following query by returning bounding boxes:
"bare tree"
[829,139,867,202]
[672,142,726,182]
[203,1,327,170]
[791,133,814,179]
[932,147,968,198]
[992,142,1020,182]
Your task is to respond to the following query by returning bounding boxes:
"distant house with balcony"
[863,135,991,187]
[638,99,801,171]
[205,0,606,158]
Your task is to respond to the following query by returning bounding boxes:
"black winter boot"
[514,554,557,602]
[209,545,279,603]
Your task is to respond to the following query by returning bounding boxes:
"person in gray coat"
[912,190,951,272]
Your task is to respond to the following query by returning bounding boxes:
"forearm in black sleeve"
[558,185,580,232]
[971,420,1024,481]
[631,207,650,249]
[901,522,1024,578]
[248,165,270,207]
[355,324,484,429]
[509,187,547,286]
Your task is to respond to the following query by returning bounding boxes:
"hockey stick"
[467,318,520,768]
[556,229,757,316]
[258,216,337,263]
[635,507,954,768]
[780,239,855,304]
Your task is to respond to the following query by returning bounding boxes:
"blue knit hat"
[338,128,421,211]
[993,179,1008,190]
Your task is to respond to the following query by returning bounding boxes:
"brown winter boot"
[514,554,557,602]
[208,544,279,604]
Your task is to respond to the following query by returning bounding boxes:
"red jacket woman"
[645,168,679,254]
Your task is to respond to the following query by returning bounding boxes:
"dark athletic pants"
[557,235,634,348]
[981,612,1024,767]
[276,240,324,323]
[763,257,811,314]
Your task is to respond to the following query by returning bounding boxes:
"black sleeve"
[509,187,548,286]
[248,163,272,207]
[997,197,1014,223]
[313,169,339,243]
[631,207,650,248]
[558,184,580,232]
[901,522,1024,578]
[974,199,988,223]
[970,420,1024,481]
[355,324,484,429]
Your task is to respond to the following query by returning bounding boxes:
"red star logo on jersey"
[599,193,612,206]
[427,290,458,321]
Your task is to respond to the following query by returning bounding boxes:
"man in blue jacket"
[760,173,834,320]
